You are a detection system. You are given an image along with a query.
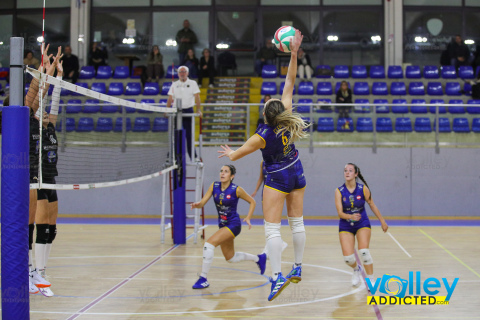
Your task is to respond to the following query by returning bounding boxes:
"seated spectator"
[88,42,108,71]
[147,45,164,82]
[473,45,480,72]
[24,50,40,69]
[257,94,271,127]
[255,39,276,76]
[61,45,79,83]
[297,48,313,80]
[182,49,199,78]
[217,51,237,76]
[198,48,215,88]
[335,81,352,118]
[448,35,473,68]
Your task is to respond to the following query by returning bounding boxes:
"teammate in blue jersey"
[190,165,267,289]
[335,163,388,287]
[218,29,310,301]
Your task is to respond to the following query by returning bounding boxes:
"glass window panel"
[465,12,480,63]
[404,0,461,6]
[323,10,382,66]
[153,0,211,5]
[466,0,480,6]
[216,0,257,5]
[17,0,70,8]
[323,0,381,5]
[93,0,149,7]
[404,11,462,67]
[0,0,14,9]
[0,15,13,67]
[261,0,319,5]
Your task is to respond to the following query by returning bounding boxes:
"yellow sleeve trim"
[254,133,266,149]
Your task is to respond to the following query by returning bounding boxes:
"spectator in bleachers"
[336,81,352,118]
[176,19,198,65]
[24,50,40,69]
[448,35,472,68]
[198,48,215,88]
[257,94,271,127]
[297,48,313,80]
[255,39,276,76]
[182,49,199,79]
[61,45,79,84]
[472,45,480,72]
[88,42,108,72]
[146,45,164,82]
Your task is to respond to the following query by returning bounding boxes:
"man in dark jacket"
[176,20,198,65]
[61,45,79,83]
[449,35,472,68]
[255,39,276,76]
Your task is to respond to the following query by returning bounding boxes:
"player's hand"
[190,202,200,210]
[381,221,388,233]
[243,217,252,230]
[197,111,203,118]
[217,144,234,159]
[351,213,361,221]
[57,60,64,76]
[289,29,303,54]
[251,191,257,198]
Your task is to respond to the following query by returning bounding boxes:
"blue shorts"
[339,218,371,235]
[264,159,306,194]
[219,218,242,238]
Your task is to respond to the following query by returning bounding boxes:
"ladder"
[160,160,206,244]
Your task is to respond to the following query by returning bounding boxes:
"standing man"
[61,45,79,83]
[166,66,202,160]
[176,20,198,65]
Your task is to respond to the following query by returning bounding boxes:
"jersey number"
[281,132,288,146]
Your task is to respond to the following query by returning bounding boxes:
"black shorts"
[37,178,58,202]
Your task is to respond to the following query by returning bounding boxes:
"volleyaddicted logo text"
[366,272,458,305]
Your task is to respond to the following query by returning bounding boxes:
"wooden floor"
[27,223,480,319]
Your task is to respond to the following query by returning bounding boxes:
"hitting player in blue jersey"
[335,163,388,288]
[218,29,310,301]
[191,165,267,289]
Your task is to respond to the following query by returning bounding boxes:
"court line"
[65,234,194,320]
[386,231,412,258]
[354,251,383,320]
[418,228,480,279]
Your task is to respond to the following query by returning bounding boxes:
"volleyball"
[274,26,296,53]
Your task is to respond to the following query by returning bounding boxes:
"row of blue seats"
[261,80,474,96]
[78,65,186,80]
[56,117,168,132]
[314,117,480,133]
[41,99,168,114]
[262,64,480,79]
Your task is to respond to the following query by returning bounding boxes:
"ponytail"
[264,99,310,145]
[347,163,372,200]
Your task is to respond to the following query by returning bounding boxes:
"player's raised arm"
[282,29,303,112]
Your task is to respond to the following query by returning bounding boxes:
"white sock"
[35,243,47,273]
[289,216,306,266]
[228,252,259,263]
[266,236,283,280]
[29,249,34,272]
[45,243,52,270]
[263,240,287,258]
[200,242,215,278]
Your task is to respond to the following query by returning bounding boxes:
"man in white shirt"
[166,66,202,159]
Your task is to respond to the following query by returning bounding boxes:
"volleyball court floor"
[23,217,480,319]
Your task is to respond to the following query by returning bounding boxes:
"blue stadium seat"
[143,82,160,95]
[84,99,100,113]
[441,66,457,79]
[476,66,480,77]
[410,99,427,113]
[356,117,373,132]
[108,82,124,96]
[409,82,425,96]
[445,82,461,96]
[429,99,446,114]
[158,98,168,106]
[166,65,179,79]
[77,117,94,132]
[46,85,54,96]
[123,99,136,113]
[448,99,465,114]
[316,65,332,78]
[113,66,129,79]
[374,99,389,113]
[301,117,312,132]
[334,81,350,93]
[372,82,388,95]
[369,65,385,79]
[464,82,472,96]
[467,100,480,114]
[316,98,333,113]
[0,67,9,80]
[424,66,439,79]
[316,82,333,95]
[153,118,169,132]
[95,117,113,132]
[66,99,82,113]
[139,99,154,114]
[392,99,408,113]
[60,86,70,96]
[459,66,475,79]
[79,66,95,79]
[317,117,334,132]
[376,117,393,132]
[280,82,296,95]
[472,118,480,133]
[161,82,172,96]
[452,118,470,132]
[261,82,277,95]
[57,118,76,132]
[405,65,421,79]
[352,65,367,79]
[71,82,89,96]
[337,118,354,132]
[125,82,142,95]
[395,117,412,132]
[353,82,369,95]
[91,82,106,94]
[433,118,451,132]
[298,81,314,95]
[388,65,403,79]
[262,65,278,78]
[24,83,30,95]
[354,99,370,113]
[130,67,142,79]
[334,65,349,78]
[96,66,112,79]
[414,117,432,132]
[296,99,312,113]
[427,82,443,96]
[133,117,151,132]
[114,117,132,132]
[100,103,119,113]
[390,82,407,95]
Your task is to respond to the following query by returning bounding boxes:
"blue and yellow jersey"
[213,182,240,226]
[337,183,369,222]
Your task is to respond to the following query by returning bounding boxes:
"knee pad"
[264,220,281,241]
[288,216,305,234]
[359,249,373,265]
[344,254,356,267]
[29,224,35,250]
[47,225,57,244]
[35,224,50,244]
[203,242,215,262]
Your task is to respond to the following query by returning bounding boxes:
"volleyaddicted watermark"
[366,272,458,306]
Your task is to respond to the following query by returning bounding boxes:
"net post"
[173,99,186,244]
[1,36,30,320]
